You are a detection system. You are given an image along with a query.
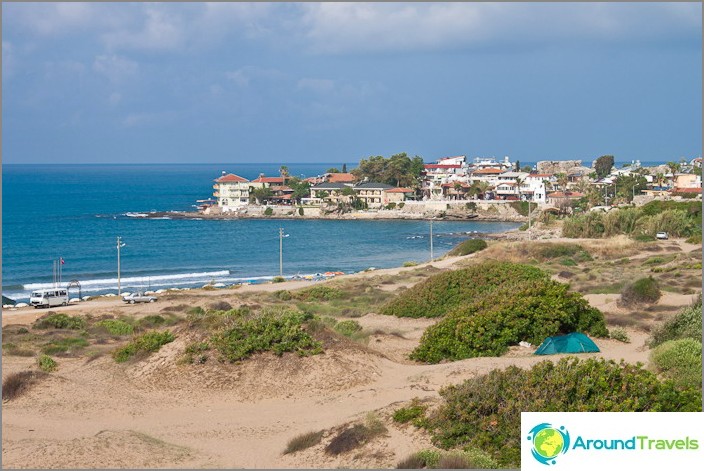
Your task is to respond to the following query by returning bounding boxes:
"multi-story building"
[213,172,250,211]
[354,182,395,208]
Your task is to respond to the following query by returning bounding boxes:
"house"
[269,185,295,205]
[469,167,504,185]
[250,174,286,189]
[495,181,519,199]
[308,182,351,205]
[354,182,395,208]
[673,173,701,190]
[326,173,357,184]
[213,172,251,211]
[441,182,471,200]
[386,187,415,203]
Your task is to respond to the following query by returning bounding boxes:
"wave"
[124,212,149,218]
[23,270,231,291]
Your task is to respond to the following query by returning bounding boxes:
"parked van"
[29,289,69,308]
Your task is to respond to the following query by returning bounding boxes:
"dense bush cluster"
[649,296,702,347]
[411,280,608,362]
[447,239,487,256]
[380,261,547,318]
[562,201,701,239]
[95,319,134,336]
[33,313,85,330]
[619,276,661,306]
[428,358,702,467]
[112,331,175,363]
[210,309,323,362]
[650,339,702,390]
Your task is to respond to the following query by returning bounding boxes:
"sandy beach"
[2,231,700,469]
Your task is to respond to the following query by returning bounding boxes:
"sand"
[2,234,700,469]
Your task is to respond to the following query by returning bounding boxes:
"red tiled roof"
[472,168,504,174]
[327,173,357,183]
[672,187,702,193]
[215,173,249,183]
[387,187,414,193]
[251,176,285,183]
[424,164,462,169]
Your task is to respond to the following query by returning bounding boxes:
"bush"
[209,309,323,362]
[294,286,343,301]
[37,354,58,372]
[2,371,47,401]
[650,339,702,390]
[284,430,323,454]
[649,297,702,347]
[392,400,427,424]
[325,414,387,456]
[411,279,608,362]
[298,207,304,216]
[209,301,233,311]
[620,276,661,306]
[41,336,89,355]
[33,313,85,330]
[465,202,477,212]
[381,261,548,319]
[535,243,590,261]
[333,320,362,337]
[398,202,405,209]
[510,201,530,216]
[264,207,274,216]
[96,319,134,336]
[686,233,702,244]
[272,276,285,283]
[609,328,630,343]
[112,331,175,363]
[274,290,293,301]
[403,261,419,267]
[428,358,702,467]
[137,315,168,328]
[447,239,487,256]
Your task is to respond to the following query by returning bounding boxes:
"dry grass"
[2,371,48,401]
[283,430,324,455]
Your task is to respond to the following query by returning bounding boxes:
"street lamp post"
[429,219,434,261]
[116,236,125,295]
[279,227,284,277]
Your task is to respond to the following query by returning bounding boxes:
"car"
[122,292,157,304]
[656,232,669,240]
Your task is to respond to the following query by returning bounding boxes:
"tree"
[342,163,347,173]
[326,167,340,173]
[515,177,524,200]
[351,153,425,188]
[521,165,533,173]
[279,165,289,183]
[594,155,615,179]
[514,160,520,172]
[250,187,273,204]
[614,174,648,203]
[666,161,681,178]
[288,179,311,204]
[555,173,569,191]
[341,186,356,197]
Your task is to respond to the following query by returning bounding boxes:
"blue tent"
[534,332,600,355]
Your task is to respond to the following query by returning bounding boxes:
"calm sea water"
[2,164,521,302]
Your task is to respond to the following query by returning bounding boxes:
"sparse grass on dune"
[283,430,324,455]
[2,370,48,401]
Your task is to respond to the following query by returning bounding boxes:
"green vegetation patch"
[112,331,175,363]
[428,358,702,467]
[392,399,428,425]
[324,413,387,456]
[37,354,58,372]
[411,280,608,362]
[294,286,344,301]
[33,313,86,330]
[210,309,323,362]
[396,448,499,470]
[650,339,702,390]
[447,239,487,256]
[649,297,702,348]
[95,319,134,336]
[41,336,89,355]
[620,276,661,306]
[381,261,548,319]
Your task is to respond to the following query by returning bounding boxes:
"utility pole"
[279,227,284,277]
[116,236,125,295]
[429,219,434,261]
[527,200,532,240]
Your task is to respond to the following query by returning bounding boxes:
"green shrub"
[686,233,702,244]
[562,211,605,238]
[294,286,343,301]
[298,207,304,216]
[411,279,608,362]
[333,320,362,337]
[620,276,661,306]
[649,297,702,347]
[536,243,590,261]
[465,202,477,212]
[392,400,427,424]
[447,239,487,256]
[381,261,548,319]
[609,328,630,343]
[650,339,702,389]
[272,276,286,283]
[33,313,85,330]
[96,319,134,336]
[560,258,577,266]
[264,207,274,216]
[37,355,58,372]
[324,413,387,456]
[403,261,419,267]
[112,331,175,363]
[41,336,89,355]
[518,223,529,231]
[284,430,323,454]
[428,358,702,467]
[398,202,405,209]
[209,309,323,362]
[633,234,656,242]
[274,290,293,301]
[510,201,530,216]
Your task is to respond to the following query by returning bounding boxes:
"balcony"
[213,192,220,197]
[213,184,219,190]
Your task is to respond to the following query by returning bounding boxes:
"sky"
[2,2,702,165]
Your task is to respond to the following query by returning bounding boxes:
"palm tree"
[515,177,524,200]
[279,165,290,184]
[556,173,569,193]
[655,172,665,189]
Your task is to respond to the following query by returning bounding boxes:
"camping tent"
[534,332,600,355]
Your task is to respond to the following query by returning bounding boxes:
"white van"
[29,289,69,308]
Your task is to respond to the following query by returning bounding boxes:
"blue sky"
[2,2,701,164]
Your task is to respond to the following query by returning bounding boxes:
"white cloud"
[93,54,138,83]
[297,2,703,54]
[297,78,335,94]
[122,111,177,128]
[102,6,187,52]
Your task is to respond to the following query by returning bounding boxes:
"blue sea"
[2,163,524,303]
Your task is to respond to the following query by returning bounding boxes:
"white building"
[213,172,250,211]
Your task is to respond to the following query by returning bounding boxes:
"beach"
[2,230,700,468]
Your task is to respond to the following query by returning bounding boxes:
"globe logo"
[527,423,570,465]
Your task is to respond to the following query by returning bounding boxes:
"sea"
[2,163,524,303]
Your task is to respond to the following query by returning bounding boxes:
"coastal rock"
[15,302,28,308]
[69,298,80,303]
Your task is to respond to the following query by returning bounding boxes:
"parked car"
[122,292,157,304]
[656,232,669,240]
